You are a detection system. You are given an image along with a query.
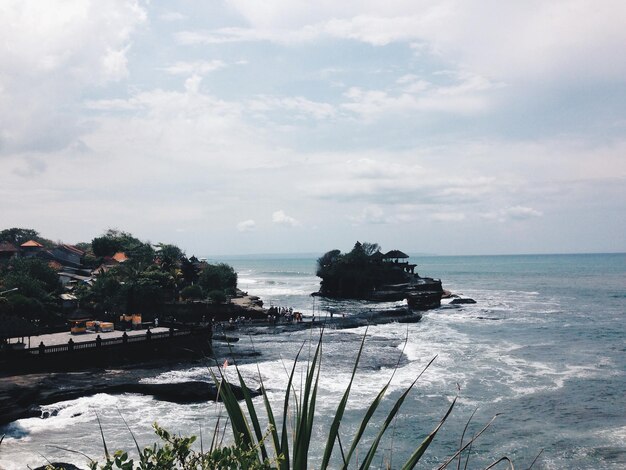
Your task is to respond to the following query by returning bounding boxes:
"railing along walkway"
[28,328,196,355]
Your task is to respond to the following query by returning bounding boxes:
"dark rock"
[450,298,477,304]
[315,242,443,309]
[0,379,259,426]
[102,381,259,403]
[213,334,240,343]
[33,464,81,470]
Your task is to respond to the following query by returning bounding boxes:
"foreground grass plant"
[49,327,514,469]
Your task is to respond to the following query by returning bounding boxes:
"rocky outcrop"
[33,464,82,470]
[0,378,259,426]
[315,243,444,310]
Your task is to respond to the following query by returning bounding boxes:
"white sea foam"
[596,425,626,446]
[3,256,623,469]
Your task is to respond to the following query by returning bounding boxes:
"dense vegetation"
[0,228,54,248]
[316,242,412,298]
[0,257,63,337]
[0,227,238,340]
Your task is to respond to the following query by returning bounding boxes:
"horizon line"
[203,250,626,259]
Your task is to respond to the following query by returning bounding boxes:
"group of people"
[219,306,308,329]
[228,316,249,326]
[267,306,304,323]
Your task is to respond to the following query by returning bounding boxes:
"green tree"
[198,263,237,293]
[0,258,62,330]
[361,242,380,256]
[156,243,184,271]
[5,258,61,293]
[0,227,53,247]
[316,249,342,277]
[181,284,204,300]
[316,242,404,298]
[180,257,200,286]
[79,271,124,315]
[91,229,155,264]
[101,263,176,315]
[207,289,227,304]
[92,236,122,258]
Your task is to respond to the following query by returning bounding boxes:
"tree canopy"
[0,226,240,331]
[0,227,53,247]
[198,263,237,295]
[91,229,155,264]
[316,242,410,298]
[0,258,63,335]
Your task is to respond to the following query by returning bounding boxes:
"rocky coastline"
[0,284,479,432]
[0,299,421,428]
[0,370,260,427]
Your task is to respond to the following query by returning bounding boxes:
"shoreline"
[0,298,426,428]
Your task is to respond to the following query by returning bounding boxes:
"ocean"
[1,253,625,469]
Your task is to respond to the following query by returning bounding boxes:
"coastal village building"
[20,239,44,258]
[0,242,18,261]
[50,244,85,268]
[112,251,128,263]
[382,250,417,275]
[0,239,94,310]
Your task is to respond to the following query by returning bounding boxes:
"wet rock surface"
[33,464,82,470]
[0,370,258,426]
[0,305,422,428]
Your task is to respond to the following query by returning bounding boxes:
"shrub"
[180,285,204,301]
[198,264,237,293]
[207,289,226,304]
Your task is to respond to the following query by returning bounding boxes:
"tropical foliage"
[0,227,239,335]
[316,242,407,298]
[0,227,54,248]
[0,258,62,338]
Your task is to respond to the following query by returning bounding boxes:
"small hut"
[383,250,416,273]
[383,250,409,262]
[67,309,92,335]
[20,239,44,258]
[0,241,19,260]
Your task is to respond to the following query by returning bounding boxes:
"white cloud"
[272,210,300,227]
[503,206,543,220]
[0,0,146,154]
[163,60,226,75]
[1,0,624,256]
[216,1,626,82]
[101,46,130,81]
[237,220,256,232]
[248,96,335,120]
[305,156,497,206]
[341,71,498,120]
[184,75,203,93]
[350,205,386,225]
[431,212,466,222]
[160,11,186,22]
[481,206,543,222]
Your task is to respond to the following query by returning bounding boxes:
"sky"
[1,0,625,256]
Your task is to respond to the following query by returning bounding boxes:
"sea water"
[1,253,625,469]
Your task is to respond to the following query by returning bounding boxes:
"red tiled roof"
[59,244,85,255]
[112,252,128,262]
[0,241,18,252]
[21,240,44,247]
[48,261,63,271]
